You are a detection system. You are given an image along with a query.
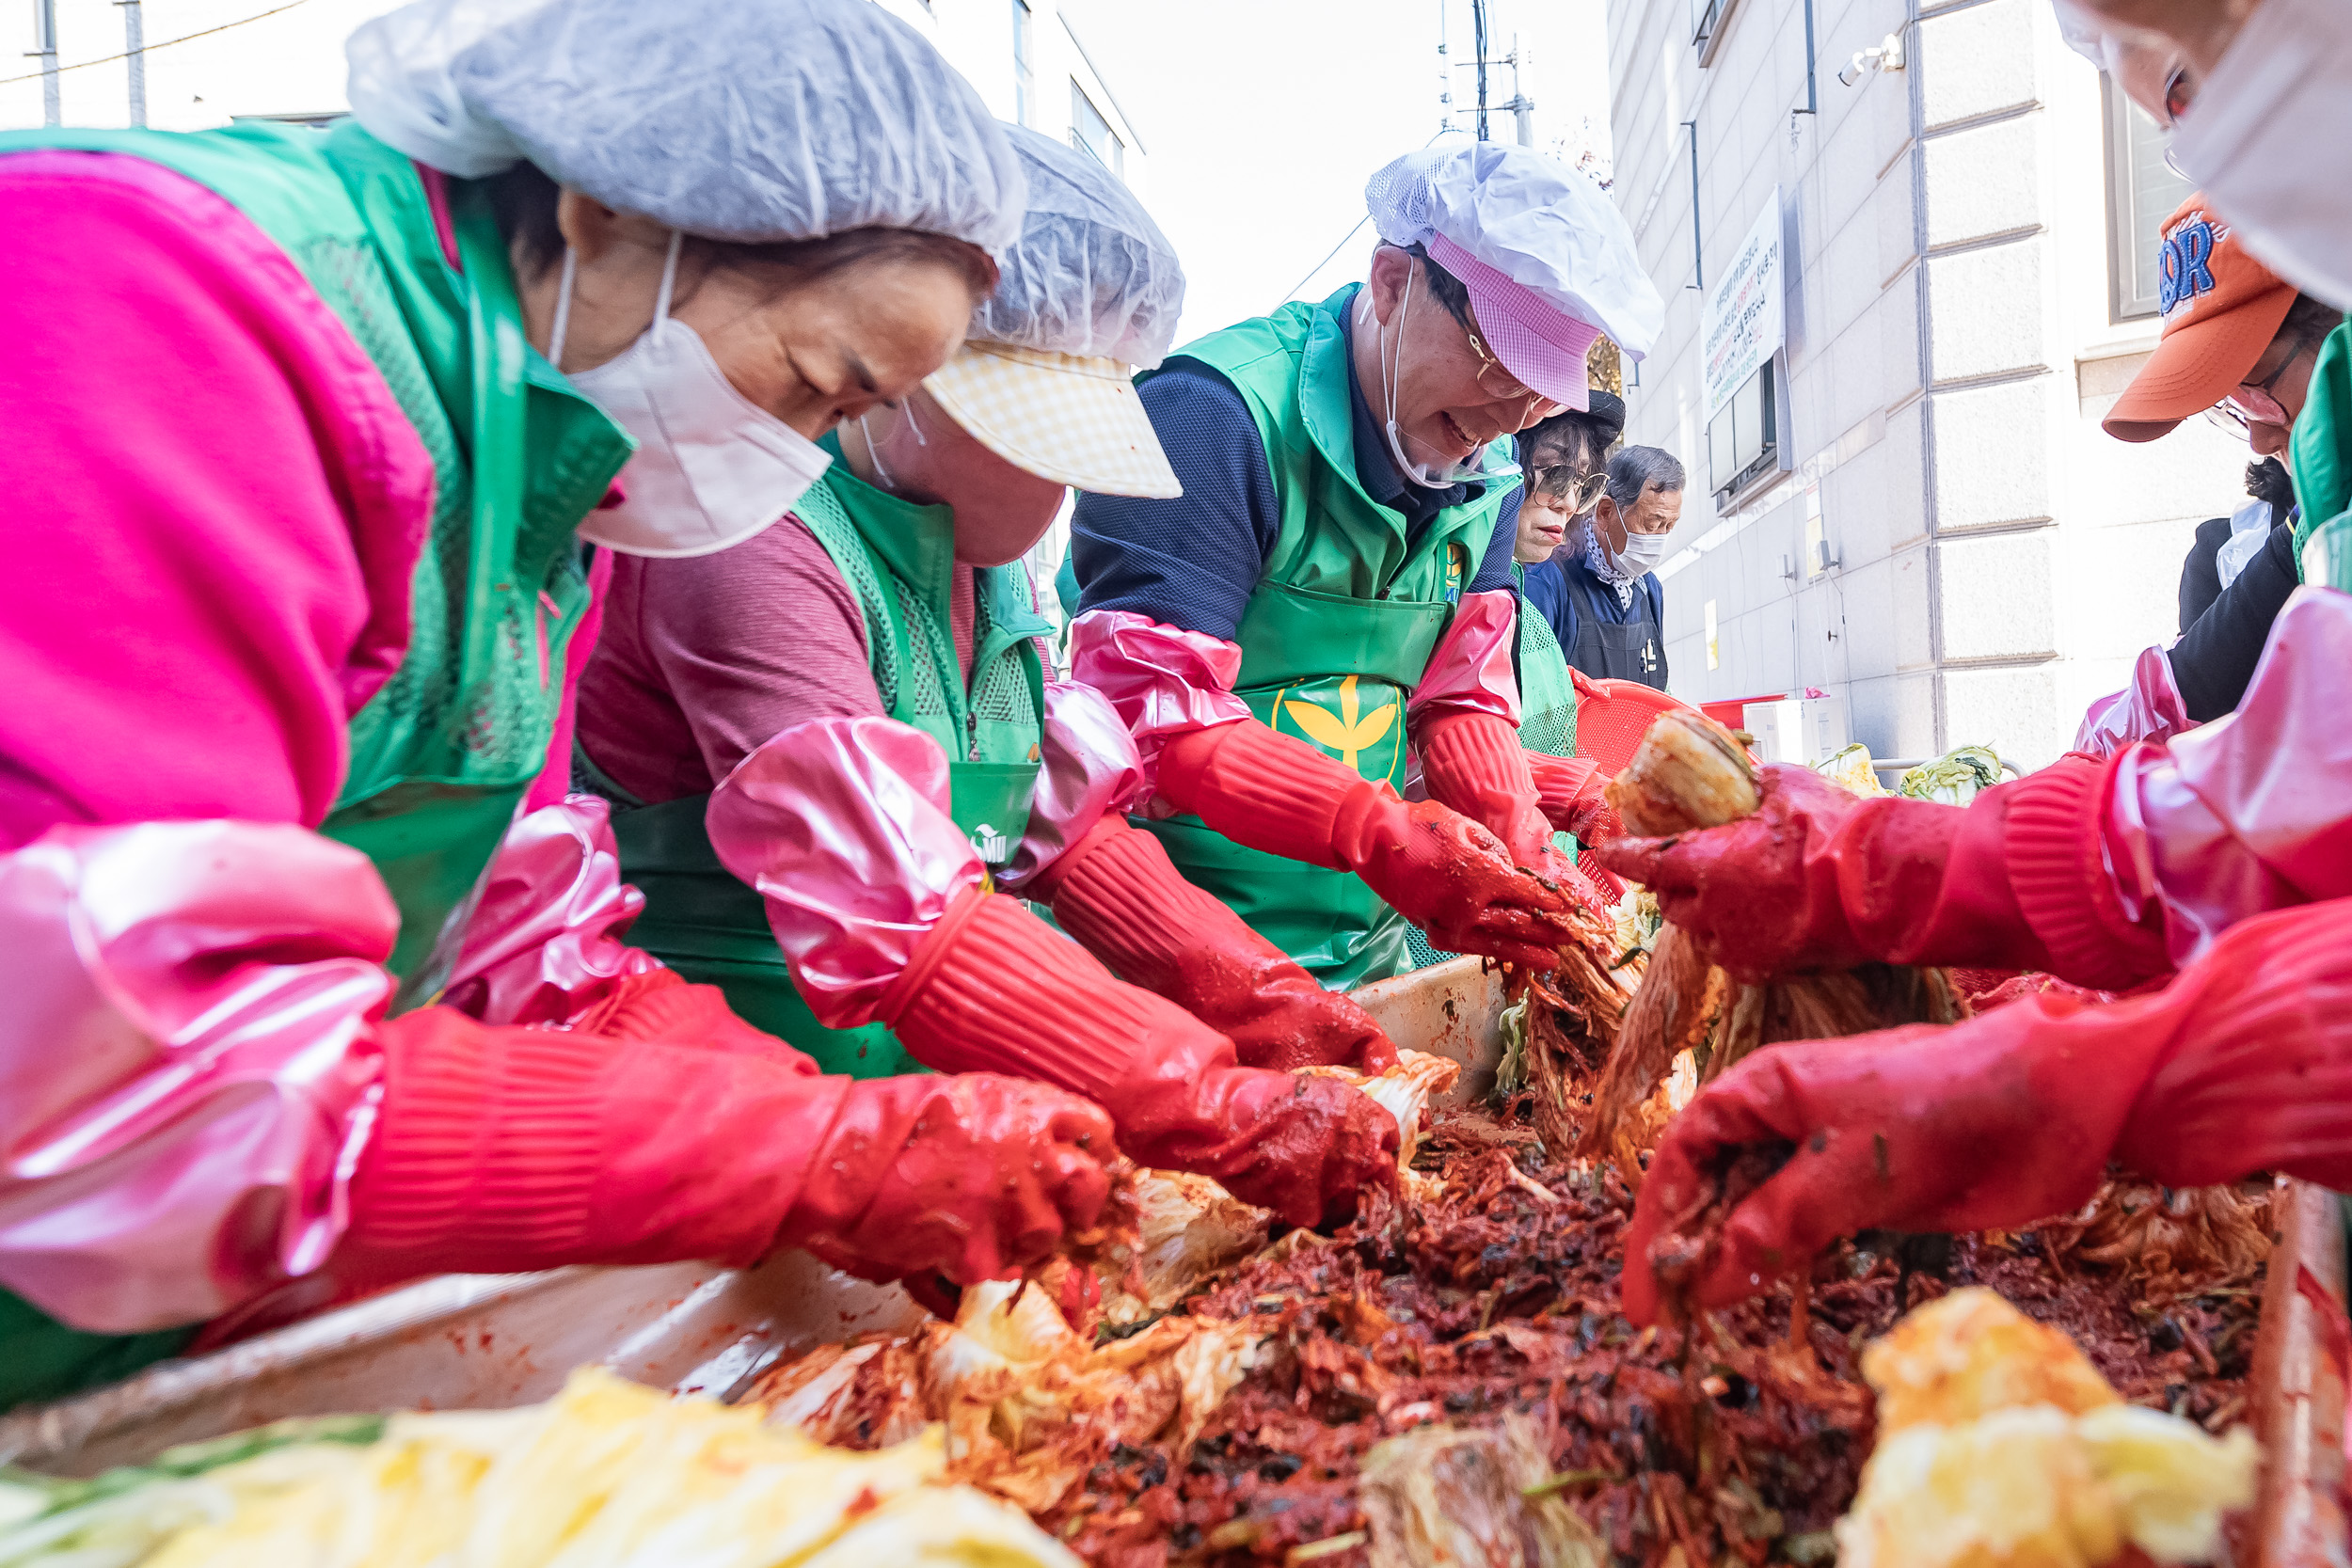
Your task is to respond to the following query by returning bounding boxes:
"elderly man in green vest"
[1066,141,1664,987]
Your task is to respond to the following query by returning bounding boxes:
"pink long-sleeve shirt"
[576,519,980,803]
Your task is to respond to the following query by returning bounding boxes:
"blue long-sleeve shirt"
[1073,286,1519,641]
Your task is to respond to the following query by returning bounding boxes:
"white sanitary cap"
[920,125,1187,498]
[344,0,1025,255]
[1365,138,1664,408]
[976,123,1186,369]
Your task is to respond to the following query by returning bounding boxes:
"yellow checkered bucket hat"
[925,341,1182,499]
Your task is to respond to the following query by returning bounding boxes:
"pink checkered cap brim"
[1427,231,1600,411]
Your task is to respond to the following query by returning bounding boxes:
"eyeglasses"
[1525,462,1611,515]
[2157,63,2198,174]
[1461,321,1565,418]
[2205,331,2309,436]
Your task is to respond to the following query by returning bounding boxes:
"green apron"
[0,123,632,1408]
[1137,286,1512,989]
[589,454,1048,1078]
[1404,558,1579,971]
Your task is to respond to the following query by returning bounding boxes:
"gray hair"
[1605,446,1686,510]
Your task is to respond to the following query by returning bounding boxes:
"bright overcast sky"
[0,0,1613,344]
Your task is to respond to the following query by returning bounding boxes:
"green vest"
[1138,286,1511,989]
[0,123,632,1406]
[2294,322,2352,566]
[593,454,1048,1078]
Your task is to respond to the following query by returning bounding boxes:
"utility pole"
[1471,0,1490,140]
[118,0,145,127]
[1436,0,1452,134]
[1508,32,1534,146]
[30,0,59,127]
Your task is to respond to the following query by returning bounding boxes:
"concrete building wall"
[1604,0,2249,768]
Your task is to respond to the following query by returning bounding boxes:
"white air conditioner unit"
[1741,696,1850,767]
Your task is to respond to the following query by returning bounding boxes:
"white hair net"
[1366,138,1663,359]
[345,0,1025,254]
[971,125,1185,368]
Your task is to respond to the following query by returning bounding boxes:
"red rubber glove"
[1523,749,1620,847]
[877,888,1401,1228]
[1596,760,2173,990]
[1033,816,1399,1073]
[1619,898,2352,1323]
[343,972,1113,1291]
[1155,719,1583,971]
[1416,709,1559,868]
[778,1070,1120,1287]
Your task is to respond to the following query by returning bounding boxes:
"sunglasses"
[1524,462,1612,515]
[2205,330,2309,436]
[1462,320,1565,419]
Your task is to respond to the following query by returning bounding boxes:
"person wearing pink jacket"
[0,0,1118,1410]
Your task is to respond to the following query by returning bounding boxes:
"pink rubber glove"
[438,795,662,1026]
[2103,586,2352,967]
[0,821,397,1332]
[1620,898,2352,1321]
[1065,609,1254,794]
[2074,641,2193,758]
[706,718,1404,1227]
[1406,590,1521,728]
[1153,720,1584,971]
[997,679,1151,896]
[1033,816,1400,1073]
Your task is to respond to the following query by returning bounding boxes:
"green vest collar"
[816,433,960,597]
[1295,286,1372,512]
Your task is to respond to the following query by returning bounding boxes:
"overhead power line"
[0,0,313,87]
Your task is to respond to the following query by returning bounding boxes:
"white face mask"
[558,231,834,559]
[1605,528,1671,578]
[1361,277,1495,490]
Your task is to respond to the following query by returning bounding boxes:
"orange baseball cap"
[2104,194,2296,443]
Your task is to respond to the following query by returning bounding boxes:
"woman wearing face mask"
[1066,142,1664,988]
[0,0,1120,1411]
[1519,444,1687,692]
[574,129,1401,1230]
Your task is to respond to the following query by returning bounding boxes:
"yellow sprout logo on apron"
[1281,675,1397,769]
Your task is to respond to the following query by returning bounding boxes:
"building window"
[1012,0,1034,128]
[2105,74,2193,321]
[1708,362,1779,500]
[1691,0,1743,65]
[1071,80,1123,177]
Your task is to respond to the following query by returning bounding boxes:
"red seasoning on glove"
[1597,760,2172,989]
[1619,898,2352,1323]
[879,888,1402,1228]
[1156,719,1583,971]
